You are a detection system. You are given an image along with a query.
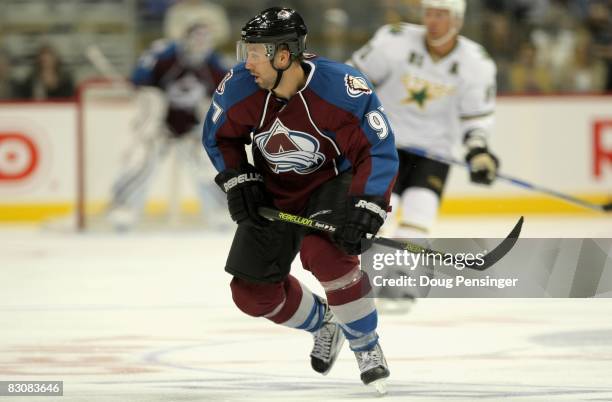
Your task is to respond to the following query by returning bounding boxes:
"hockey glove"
[465,147,499,185]
[333,196,387,256]
[215,164,270,227]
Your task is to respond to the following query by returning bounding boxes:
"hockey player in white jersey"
[349,0,499,304]
[107,1,230,230]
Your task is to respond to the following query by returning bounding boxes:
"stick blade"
[474,216,524,271]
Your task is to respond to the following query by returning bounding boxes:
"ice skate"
[354,342,390,395]
[310,299,345,375]
[107,205,138,232]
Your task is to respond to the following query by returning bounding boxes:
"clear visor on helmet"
[236,41,275,63]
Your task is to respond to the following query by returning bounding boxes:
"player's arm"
[338,93,398,204]
[202,67,257,172]
[202,69,268,226]
[205,52,230,95]
[131,40,171,87]
[129,41,172,138]
[331,82,399,255]
[347,25,393,87]
[459,53,499,185]
[202,99,250,171]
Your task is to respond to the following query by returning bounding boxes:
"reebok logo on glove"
[355,200,387,220]
[223,173,263,193]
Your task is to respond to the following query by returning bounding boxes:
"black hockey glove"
[465,147,499,185]
[215,164,270,227]
[333,196,387,256]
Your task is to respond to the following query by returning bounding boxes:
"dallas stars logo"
[389,23,404,35]
[401,74,456,109]
[404,87,430,109]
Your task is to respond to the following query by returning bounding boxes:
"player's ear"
[276,46,291,68]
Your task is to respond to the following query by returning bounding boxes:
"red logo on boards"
[0,132,39,181]
[593,121,612,179]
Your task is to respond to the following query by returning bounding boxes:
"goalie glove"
[333,196,387,256]
[465,147,499,185]
[215,164,270,227]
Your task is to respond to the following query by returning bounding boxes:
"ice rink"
[2,214,612,401]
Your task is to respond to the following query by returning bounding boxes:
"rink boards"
[0,95,611,221]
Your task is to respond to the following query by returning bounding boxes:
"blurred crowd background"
[0,0,611,100]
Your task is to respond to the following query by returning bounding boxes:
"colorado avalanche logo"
[345,74,372,98]
[254,119,325,175]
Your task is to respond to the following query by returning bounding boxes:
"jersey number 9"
[366,110,390,140]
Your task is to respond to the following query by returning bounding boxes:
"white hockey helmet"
[421,0,466,21]
[164,1,230,47]
[421,0,466,46]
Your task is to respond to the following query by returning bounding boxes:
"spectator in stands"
[585,0,612,91]
[509,40,554,93]
[559,29,608,92]
[530,0,579,87]
[14,44,74,100]
[0,49,16,100]
[512,0,552,27]
[321,8,350,61]
[480,8,521,92]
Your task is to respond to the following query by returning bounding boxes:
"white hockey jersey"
[351,23,496,156]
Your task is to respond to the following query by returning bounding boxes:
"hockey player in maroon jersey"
[202,7,398,393]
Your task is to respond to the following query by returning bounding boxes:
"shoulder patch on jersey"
[150,39,169,53]
[345,74,372,98]
[388,23,404,35]
[215,69,233,95]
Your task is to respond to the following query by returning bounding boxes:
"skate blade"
[369,378,388,396]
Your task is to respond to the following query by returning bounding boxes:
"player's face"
[423,7,453,41]
[184,24,213,61]
[244,44,276,89]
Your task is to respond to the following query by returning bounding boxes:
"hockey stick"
[406,147,612,213]
[258,207,523,271]
[85,45,127,83]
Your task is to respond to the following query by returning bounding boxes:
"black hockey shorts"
[393,149,450,198]
[224,172,352,283]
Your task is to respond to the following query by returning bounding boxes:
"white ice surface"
[1,215,612,401]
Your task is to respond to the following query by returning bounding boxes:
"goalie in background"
[349,0,500,310]
[107,0,230,230]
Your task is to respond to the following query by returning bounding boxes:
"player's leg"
[230,274,328,334]
[395,150,449,238]
[301,173,389,387]
[224,221,336,372]
[375,150,419,308]
[380,151,450,305]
